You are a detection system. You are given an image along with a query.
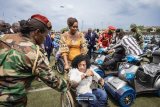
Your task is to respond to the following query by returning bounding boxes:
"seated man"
[102,45,125,71]
[100,29,125,71]
[68,54,107,107]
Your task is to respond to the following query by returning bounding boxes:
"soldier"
[130,24,144,49]
[0,14,68,107]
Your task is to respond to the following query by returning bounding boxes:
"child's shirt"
[68,68,101,95]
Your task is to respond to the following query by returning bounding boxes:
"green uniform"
[132,29,144,49]
[0,34,67,107]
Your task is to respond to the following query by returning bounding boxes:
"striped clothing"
[111,35,143,55]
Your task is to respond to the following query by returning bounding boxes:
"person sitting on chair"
[102,29,126,71]
[68,54,108,107]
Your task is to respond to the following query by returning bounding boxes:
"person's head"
[0,20,6,32]
[67,17,78,35]
[130,24,137,32]
[116,28,124,39]
[71,54,91,73]
[12,22,20,33]
[107,26,116,35]
[88,28,92,33]
[20,14,52,45]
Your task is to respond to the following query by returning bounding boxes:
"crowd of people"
[0,14,160,107]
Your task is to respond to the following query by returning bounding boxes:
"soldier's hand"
[62,80,71,93]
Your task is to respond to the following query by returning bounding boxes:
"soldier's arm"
[138,32,144,44]
[33,50,68,92]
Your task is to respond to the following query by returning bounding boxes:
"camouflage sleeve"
[138,31,144,43]
[59,34,69,56]
[80,33,88,54]
[33,48,67,92]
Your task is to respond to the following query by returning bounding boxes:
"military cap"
[31,14,52,30]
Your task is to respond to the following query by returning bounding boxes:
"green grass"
[26,56,160,107]
[27,85,160,107]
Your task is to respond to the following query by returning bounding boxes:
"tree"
[61,27,69,34]
[137,25,144,31]
[156,28,160,34]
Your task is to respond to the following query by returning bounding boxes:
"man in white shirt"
[68,54,107,107]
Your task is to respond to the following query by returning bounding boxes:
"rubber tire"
[119,92,135,107]
[61,91,75,107]
[56,58,65,74]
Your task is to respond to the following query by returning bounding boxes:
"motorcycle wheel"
[119,92,135,107]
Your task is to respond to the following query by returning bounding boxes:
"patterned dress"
[59,32,88,61]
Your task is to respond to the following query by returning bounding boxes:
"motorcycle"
[104,50,160,107]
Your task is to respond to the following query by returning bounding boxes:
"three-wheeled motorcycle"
[104,51,160,107]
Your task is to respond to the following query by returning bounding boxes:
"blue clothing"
[85,32,99,58]
[85,32,99,46]
[78,88,107,107]
[44,34,53,61]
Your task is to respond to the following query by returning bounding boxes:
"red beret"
[31,14,52,30]
[108,26,116,30]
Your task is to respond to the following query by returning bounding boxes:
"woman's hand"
[64,64,70,70]
[86,69,94,77]
[98,78,105,86]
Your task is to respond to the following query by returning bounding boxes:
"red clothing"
[99,33,112,48]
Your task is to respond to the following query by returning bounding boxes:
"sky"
[0,0,160,31]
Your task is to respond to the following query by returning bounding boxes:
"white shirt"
[68,68,101,95]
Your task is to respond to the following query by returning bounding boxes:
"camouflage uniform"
[132,29,144,49]
[0,34,67,107]
[130,24,144,49]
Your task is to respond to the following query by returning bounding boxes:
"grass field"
[27,80,160,107]
[26,56,160,107]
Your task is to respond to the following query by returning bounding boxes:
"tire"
[56,58,65,74]
[61,91,75,107]
[119,92,135,107]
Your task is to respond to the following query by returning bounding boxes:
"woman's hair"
[20,18,48,36]
[67,17,78,28]
[71,54,91,69]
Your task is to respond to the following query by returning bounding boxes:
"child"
[68,54,107,107]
